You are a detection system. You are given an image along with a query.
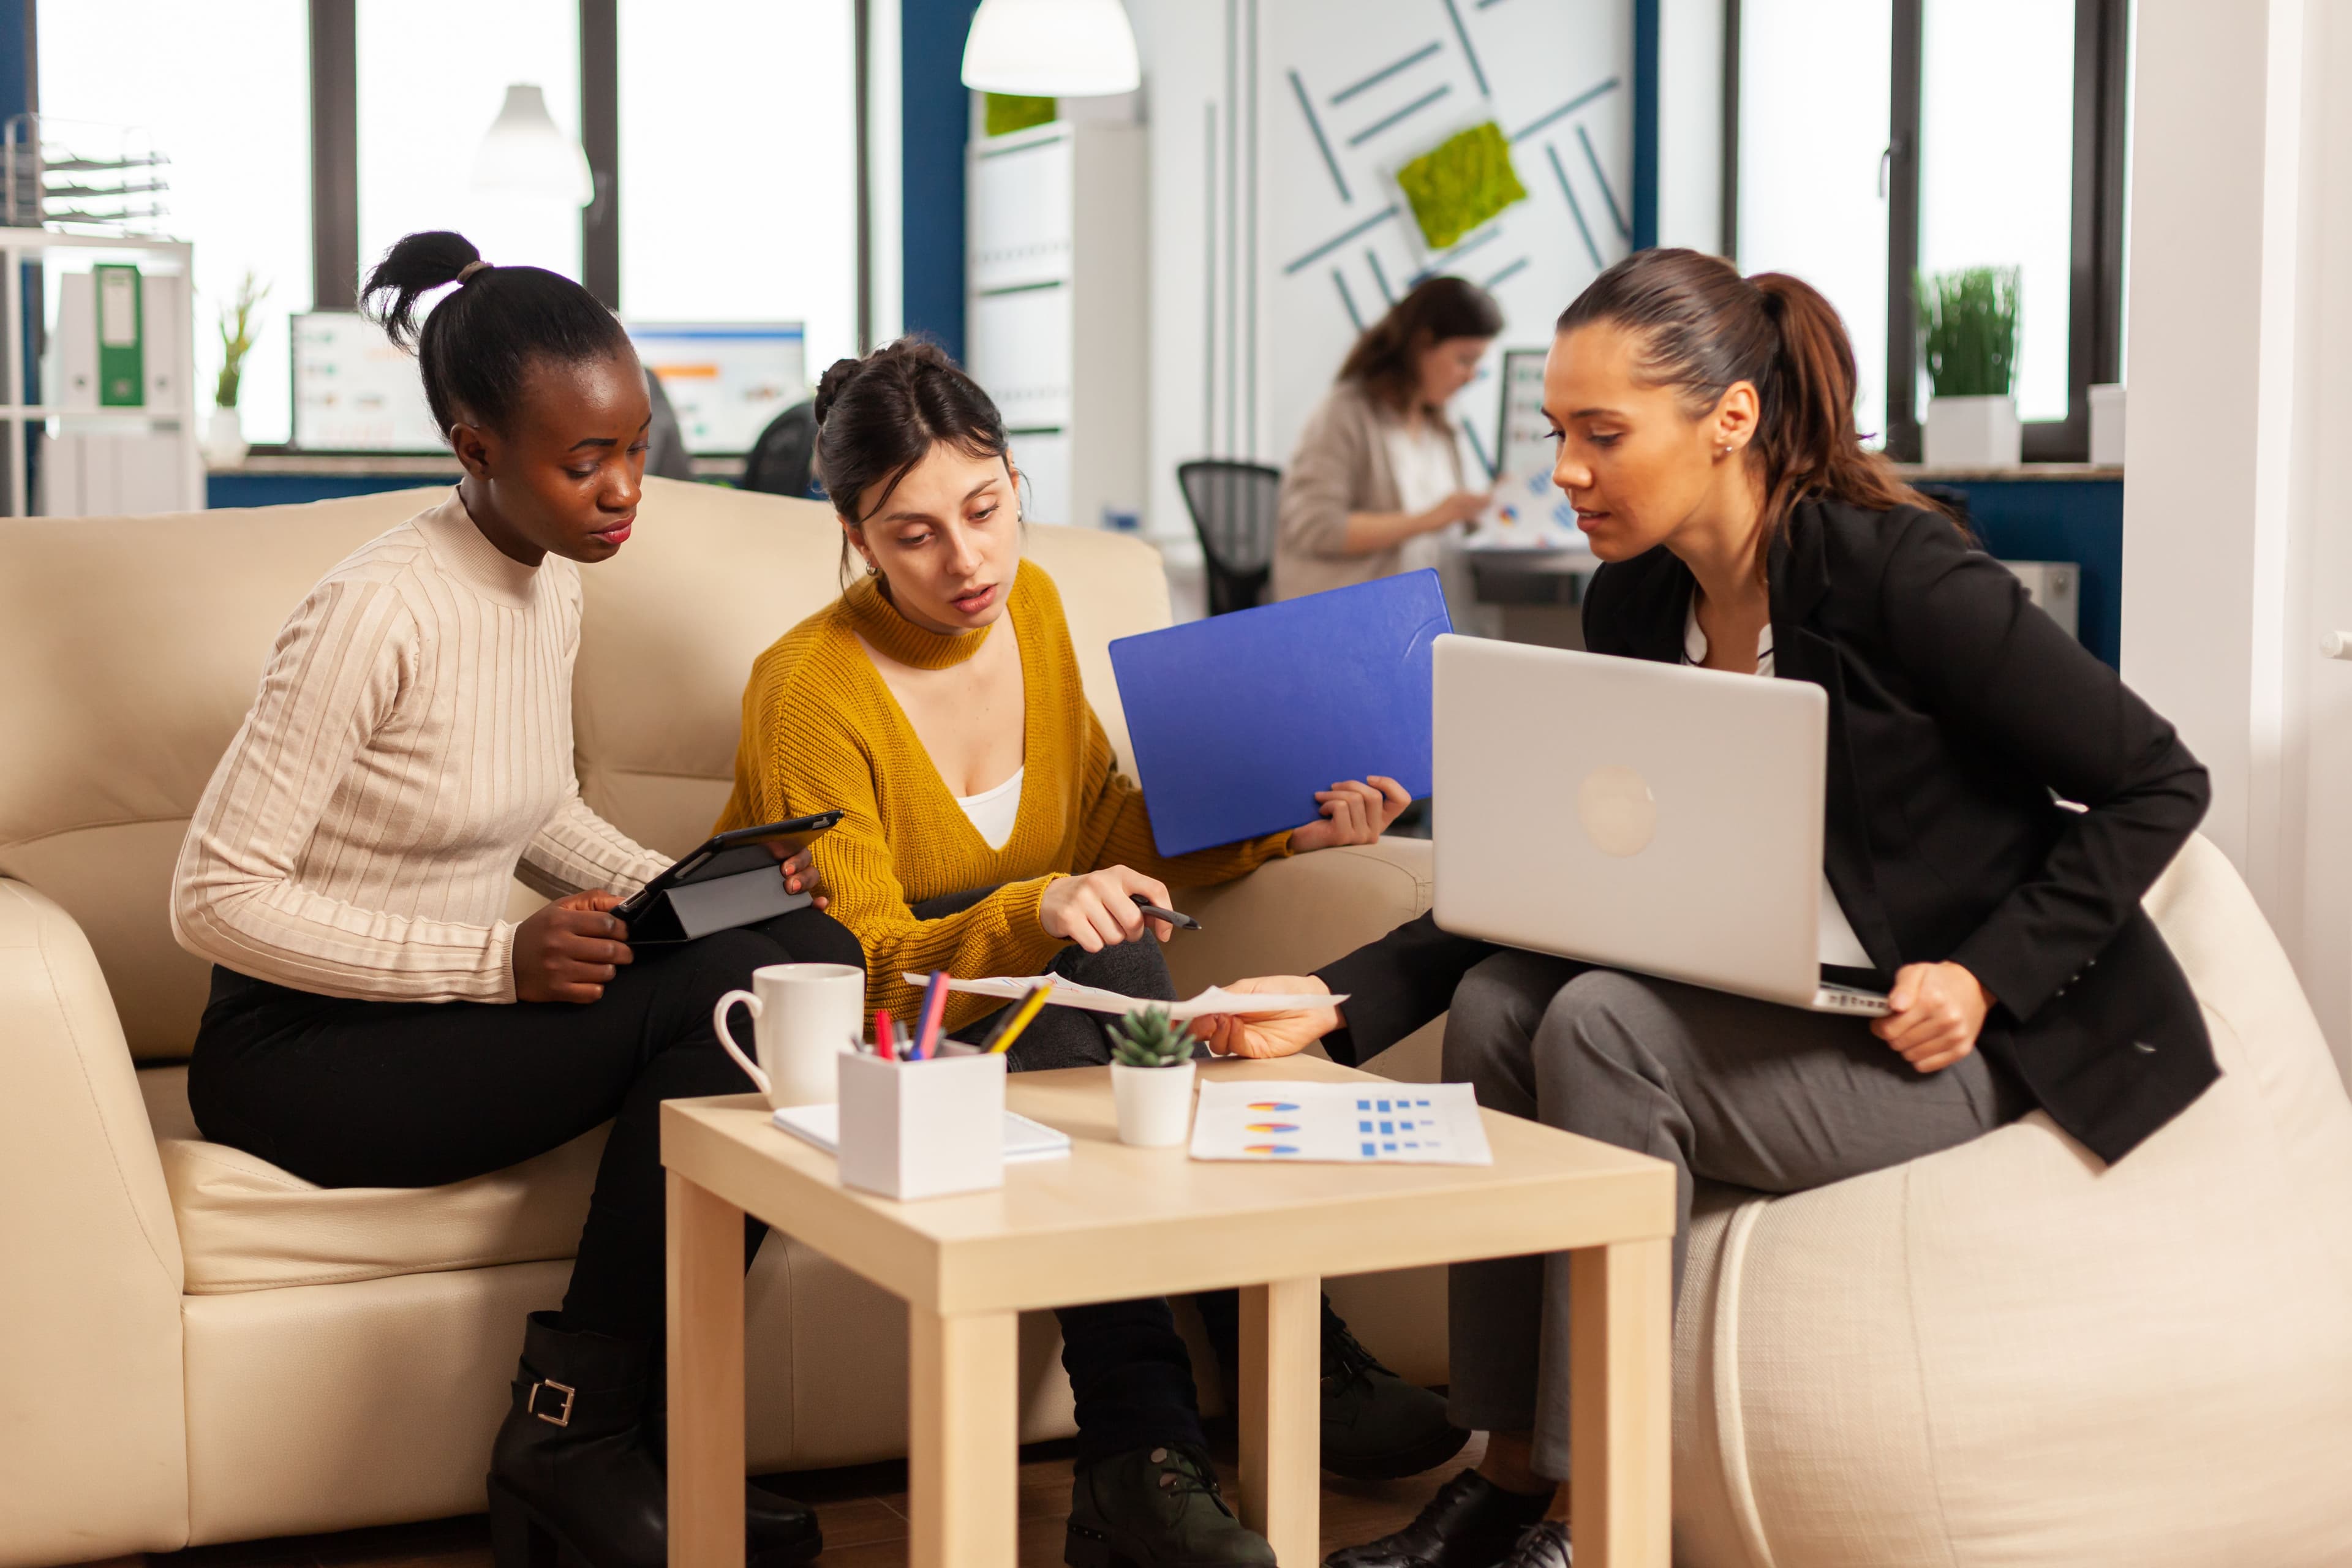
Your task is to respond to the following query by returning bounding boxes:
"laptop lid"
[1431,635,1833,1008]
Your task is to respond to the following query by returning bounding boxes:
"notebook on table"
[1108,569,1453,856]
[772,1103,1073,1163]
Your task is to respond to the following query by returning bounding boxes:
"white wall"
[1128,0,1636,546]
[2123,0,2352,1084]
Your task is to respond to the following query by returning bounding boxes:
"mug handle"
[713,990,771,1095]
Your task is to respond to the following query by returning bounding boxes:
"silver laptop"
[1431,635,1890,1016]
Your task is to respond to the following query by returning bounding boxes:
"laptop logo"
[1578,765,1657,857]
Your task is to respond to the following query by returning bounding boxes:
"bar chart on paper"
[1189,1080,1493,1166]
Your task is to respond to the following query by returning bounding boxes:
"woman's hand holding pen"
[513,891,633,1004]
[1041,866,1178,950]
[1873,960,1995,1072]
[1192,974,1337,1059]
[767,842,830,910]
[1289,775,1413,851]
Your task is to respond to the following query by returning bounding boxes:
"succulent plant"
[1107,1005,1197,1069]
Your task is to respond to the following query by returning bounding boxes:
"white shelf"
[0,404,185,419]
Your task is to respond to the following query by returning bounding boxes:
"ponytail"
[1556,249,1947,563]
[360,230,633,440]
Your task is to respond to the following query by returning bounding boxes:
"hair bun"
[813,357,867,426]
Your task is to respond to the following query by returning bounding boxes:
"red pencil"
[875,1008,896,1061]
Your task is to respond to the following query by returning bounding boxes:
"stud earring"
[1716,443,1733,459]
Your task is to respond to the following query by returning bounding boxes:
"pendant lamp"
[470,84,594,206]
[960,0,1141,97]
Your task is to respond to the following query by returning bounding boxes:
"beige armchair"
[0,480,1441,1565]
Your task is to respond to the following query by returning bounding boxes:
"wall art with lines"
[1264,0,1634,477]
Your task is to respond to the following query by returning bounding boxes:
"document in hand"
[1107,568,1453,856]
[1188,1080,1493,1165]
[905,972,1349,1023]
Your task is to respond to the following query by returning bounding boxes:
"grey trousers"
[1442,951,2023,1479]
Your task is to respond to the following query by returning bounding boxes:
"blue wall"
[1940,478,2124,668]
[900,0,980,363]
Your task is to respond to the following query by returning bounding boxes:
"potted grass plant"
[1917,265,2021,467]
[1107,1006,1199,1147]
[207,268,270,467]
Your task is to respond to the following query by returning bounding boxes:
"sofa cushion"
[140,1066,603,1294]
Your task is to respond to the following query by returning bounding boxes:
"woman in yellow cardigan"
[717,338,1464,1567]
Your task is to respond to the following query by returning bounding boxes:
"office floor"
[141,1431,1482,1568]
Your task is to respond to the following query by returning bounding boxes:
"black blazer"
[1322,497,2218,1164]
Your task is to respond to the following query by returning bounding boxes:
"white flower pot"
[1922,394,2021,469]
[1111,1059,1197,1147]
[205,406,248,468]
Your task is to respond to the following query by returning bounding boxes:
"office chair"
[1175,459,1281,615]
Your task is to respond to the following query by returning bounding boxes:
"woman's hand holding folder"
[1287,774,1413,852]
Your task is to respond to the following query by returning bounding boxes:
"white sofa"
[0,479,1444,1565]
[4,478,2347,1567]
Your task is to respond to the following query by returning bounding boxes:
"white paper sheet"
[774,1102,1072,1163]
[1187,1080,1493,1166]
[902,973,1348,1022]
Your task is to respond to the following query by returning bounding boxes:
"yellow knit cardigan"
[715,560,1293,1030]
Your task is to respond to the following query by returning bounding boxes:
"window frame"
[1722,0,2132,463]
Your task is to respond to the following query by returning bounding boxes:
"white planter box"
[1111,1059,1196,1147]
[1923,394,2022,468]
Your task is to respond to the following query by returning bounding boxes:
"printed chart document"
[1188,1080,1493,1166]
[904,973,1348,1023]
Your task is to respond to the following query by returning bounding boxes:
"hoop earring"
[864,560,880,576]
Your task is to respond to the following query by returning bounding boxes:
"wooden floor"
[145,1432,1482,1568]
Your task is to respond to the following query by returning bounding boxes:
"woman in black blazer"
[1198,249,2216,1568]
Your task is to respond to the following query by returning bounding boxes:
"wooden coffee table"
[662,1055,1676,1567]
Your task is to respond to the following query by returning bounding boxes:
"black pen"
[1131,894,1202,932]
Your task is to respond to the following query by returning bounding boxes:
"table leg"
[1238,1275,1320,1565]
[908,1305,1018,1568]
[1569,1237,1672,1568]
[666,1170,745,1568]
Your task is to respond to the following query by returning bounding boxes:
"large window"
[1736,0,1894,447]
[357,0,584,280]
[36,0,313,445]
[1918,0,2076,424]
[618,0,859,378]
[1728,0,2132,460]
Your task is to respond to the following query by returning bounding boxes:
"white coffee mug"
[714,962,865,1109]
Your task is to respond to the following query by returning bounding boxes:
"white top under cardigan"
[1682,601,1875,970]
[171,491,669,1005]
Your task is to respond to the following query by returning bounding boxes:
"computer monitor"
[290,311,443,453]
[625,323,805,456]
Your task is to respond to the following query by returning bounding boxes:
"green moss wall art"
[984,94,1057,138]
[1396,121,1528,252]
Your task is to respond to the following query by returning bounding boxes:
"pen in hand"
[1131,893,1201,932]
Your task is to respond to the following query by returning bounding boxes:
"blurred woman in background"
[1271,275,1501,617]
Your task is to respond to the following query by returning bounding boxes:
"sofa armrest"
[0,878,190,1562]
[1164,836,1431,993]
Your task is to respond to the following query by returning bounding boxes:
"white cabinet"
[965,121,1145,530]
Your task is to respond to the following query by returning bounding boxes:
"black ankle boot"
[487,1312,820,1568]
[646,1354,821,1559]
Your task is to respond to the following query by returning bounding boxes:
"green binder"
[95,263,145,408]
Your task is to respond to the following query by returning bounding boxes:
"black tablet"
[616,811,843,927]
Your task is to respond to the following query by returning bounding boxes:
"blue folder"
[1109,570,1453,858]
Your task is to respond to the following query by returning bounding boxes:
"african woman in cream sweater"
[173,231,841,1568]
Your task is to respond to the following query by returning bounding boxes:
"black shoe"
[1496,1521,1571,1567]
[487,1312,821,1568]
[1322,1468,1551,1568]
[1319,1310,1471,1482]
[1065,1442,1277,1567]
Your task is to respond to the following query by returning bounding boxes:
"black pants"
[917,890,1207,1464]
[187,908,861,1344]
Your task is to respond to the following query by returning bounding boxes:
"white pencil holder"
[836,1050,1007,1200]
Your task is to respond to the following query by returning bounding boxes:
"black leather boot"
[487,1312,820,1568]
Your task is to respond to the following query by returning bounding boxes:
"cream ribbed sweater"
[172,491,668,1003]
